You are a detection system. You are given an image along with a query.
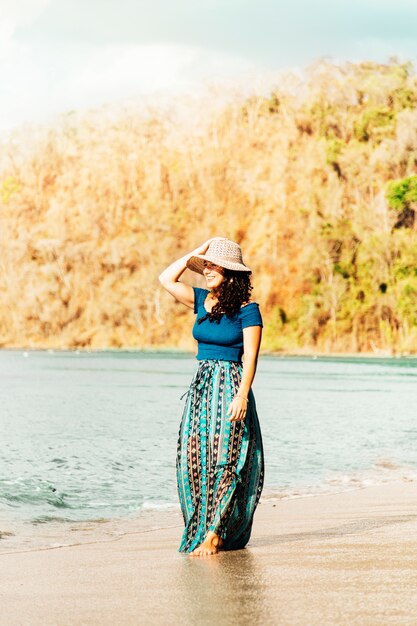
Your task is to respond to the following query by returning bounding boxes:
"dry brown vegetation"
[1,59,417,354]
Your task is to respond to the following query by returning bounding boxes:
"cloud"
[62,44,209,101]
[1,0,417,131]
[0,0,50,28]
[0,0,51,117]
[0,38,266,131]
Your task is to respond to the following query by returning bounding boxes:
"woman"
[158,237,264,556]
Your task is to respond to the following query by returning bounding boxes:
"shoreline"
[3,480,417,625]
[3,460,417,553]
[1,346,417,359]
[3,462,417,552]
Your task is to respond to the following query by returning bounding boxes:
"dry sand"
[3,482,417,626]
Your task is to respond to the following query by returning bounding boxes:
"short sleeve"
[240,302,263,329]
[193,287,208,314]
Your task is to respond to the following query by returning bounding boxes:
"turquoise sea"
[1,350,417,533]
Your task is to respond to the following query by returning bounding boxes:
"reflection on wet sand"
[175,549,269,626]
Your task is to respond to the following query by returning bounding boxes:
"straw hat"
[186,239,252,275]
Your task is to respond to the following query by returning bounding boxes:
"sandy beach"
[3,481,417,626]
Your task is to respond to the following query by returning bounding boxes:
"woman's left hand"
[227,396,248,422]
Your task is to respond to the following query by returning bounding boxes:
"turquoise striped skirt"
[176,359,264,553]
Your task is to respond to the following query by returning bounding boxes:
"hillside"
[1,59,417,354]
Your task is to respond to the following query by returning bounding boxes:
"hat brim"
[186,254,252,275]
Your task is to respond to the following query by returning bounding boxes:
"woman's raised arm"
[158,237,226,309]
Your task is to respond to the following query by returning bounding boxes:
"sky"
[1,0,417,131]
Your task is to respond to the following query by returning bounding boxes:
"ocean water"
[1,350,417,533]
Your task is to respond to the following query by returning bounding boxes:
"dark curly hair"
[197,268,253,324]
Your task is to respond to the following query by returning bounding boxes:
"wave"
[0,480,76,510]
[2,457,416,524]
[260,457,417,502]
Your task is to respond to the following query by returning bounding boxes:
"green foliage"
[325,138,345,166]
[386,176,417,211]
[353,107,395,142]
[265,93,280,115]
[388,87,417,110]
[262,305,293,352]
[333,263,350,279]
[0,177,20,203]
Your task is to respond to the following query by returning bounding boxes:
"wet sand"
[3,482,417,625]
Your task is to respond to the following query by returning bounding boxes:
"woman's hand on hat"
[194,237,228,255]
[227,395,248,422]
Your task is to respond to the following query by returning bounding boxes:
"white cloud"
[0,0,52,119]
[0,0,50,27]
[62,44,205,104]
[0,17,15,61]
[0,37,268,131]
[1,0,416,132]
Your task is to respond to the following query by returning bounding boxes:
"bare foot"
[190,531,224,556]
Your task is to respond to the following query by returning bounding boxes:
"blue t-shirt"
[192,287,263,362]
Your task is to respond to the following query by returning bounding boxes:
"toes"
[189,542,219,556]
[190,548,201,556]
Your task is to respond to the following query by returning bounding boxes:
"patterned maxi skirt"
[176,359,264,553]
